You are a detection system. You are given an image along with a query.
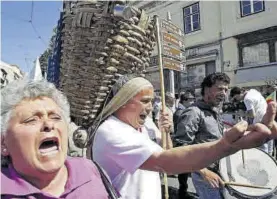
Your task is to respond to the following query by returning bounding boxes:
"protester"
[230,86,274,155]
[267,85,277,159]
[165,91,176,113]
[154,92,175,132]
[264,84,277,97]
[91,75,277,199]
[173,92,195,129]
[1,79,113,199]
[173,92,196,199]
[152,95,161,123]
[68,122,87,157]
[173,73,230,199]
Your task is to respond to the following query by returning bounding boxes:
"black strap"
[93,161,119,199]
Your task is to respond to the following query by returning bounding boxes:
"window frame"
[183,2,201,34]
[238,38,277,67]
[240,0,265,17]
[241,42,270,67]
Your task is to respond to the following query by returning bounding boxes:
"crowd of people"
[153,73,277,199]
[1,72,277,199]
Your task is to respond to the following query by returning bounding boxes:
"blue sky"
[1,1,62,73]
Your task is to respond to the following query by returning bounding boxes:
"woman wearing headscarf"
[1,79,113,199]
[90,75,277,199]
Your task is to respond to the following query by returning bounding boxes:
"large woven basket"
[59,1,156,128]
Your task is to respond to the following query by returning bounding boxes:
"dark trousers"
[178,173,189,197]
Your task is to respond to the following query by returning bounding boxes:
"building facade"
[0,61,23,88]
[220,1,277,93]
[131,1,277,96]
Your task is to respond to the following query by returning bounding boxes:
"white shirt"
[244,89,273,154]
[244,89,267,124]
[93,116,163,199]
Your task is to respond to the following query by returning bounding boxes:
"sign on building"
[161,20,183,37]
[162,32,183,48]
[162,45,182,60]
[163,57,184,71]
[146,18,186,91]
[160,19,185,71]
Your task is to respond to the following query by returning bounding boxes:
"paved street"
[165,175,236,199]
[164,175,277,199]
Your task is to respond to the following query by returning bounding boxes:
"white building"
[220,1,277,92]
[0,61,23,88]
[131,1,277,95]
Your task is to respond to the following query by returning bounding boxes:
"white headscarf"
[87,77,153,145]
[96,77,153,121]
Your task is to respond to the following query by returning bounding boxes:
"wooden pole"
[166,11,175,96]
[154,15,169,199]
[198,179,272,190]
[224,182,272,190]
[242,149,245,169]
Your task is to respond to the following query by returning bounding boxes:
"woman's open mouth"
[39,137,59,156]
[139,114,147,120]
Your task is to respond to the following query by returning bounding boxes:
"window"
[240,0,264,17]
[238,27,277,67]
[183,3,200,34]
[186,64,205,87]
[205,61,216,76]
[242,43,269,66]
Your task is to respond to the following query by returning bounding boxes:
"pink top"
[1,157,109,199]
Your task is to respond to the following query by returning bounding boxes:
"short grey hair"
[1,78,70,135]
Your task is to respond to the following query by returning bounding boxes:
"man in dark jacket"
[173,92,196,199]
[174,73,230,199]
